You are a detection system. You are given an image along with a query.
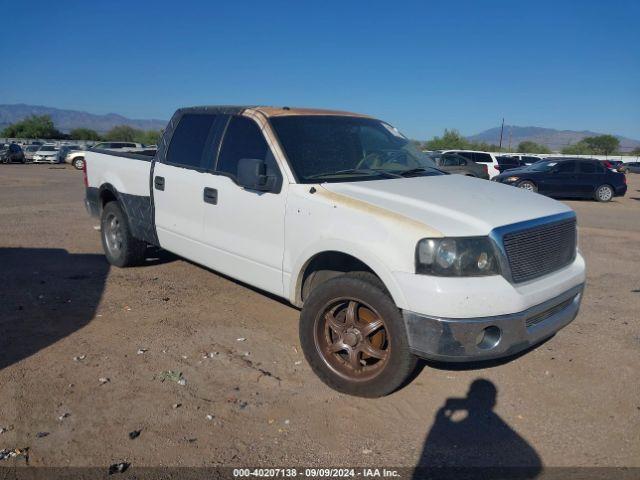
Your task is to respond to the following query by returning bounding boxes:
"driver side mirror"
[237,158,277,192]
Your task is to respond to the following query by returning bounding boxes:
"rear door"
[576,160,606,197]
[543,160,578,197]
[200,114,287,296]
[153,112,222,260]
[472,152,498,177]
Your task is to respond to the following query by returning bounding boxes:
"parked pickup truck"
[84,106,586,397]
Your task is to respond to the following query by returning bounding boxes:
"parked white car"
[440,150,501,178]
[32,144,60,163]
[67,142,146,170]
[84,106,585,397]
[23,144,41,162]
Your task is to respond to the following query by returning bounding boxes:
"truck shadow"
[413,379,542,479]
[0,248,109,371]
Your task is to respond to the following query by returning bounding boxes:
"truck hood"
[321,174,572,236]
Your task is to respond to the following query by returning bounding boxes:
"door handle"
[203,187,218,205]
[154,176,165,191]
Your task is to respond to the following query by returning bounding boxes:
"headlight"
[416,237,500,276]
[505,176,520,182]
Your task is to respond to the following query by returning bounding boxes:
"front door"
[200,115,287,297]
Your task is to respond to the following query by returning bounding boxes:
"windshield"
[27,145,40,151]
[528,160,557,172]
[270,116,441,183]
[39,146,56,152]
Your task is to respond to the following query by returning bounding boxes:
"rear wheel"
[299,272,417,397]
[101,202,147,267]
[517,180,537,192]
[72,157,85,170]
[594,184,613,202]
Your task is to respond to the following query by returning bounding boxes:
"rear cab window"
[165,113,218,169]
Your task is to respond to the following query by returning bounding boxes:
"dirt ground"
[0,164,638,470]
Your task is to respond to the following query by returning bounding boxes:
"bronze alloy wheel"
[314,298,390,382]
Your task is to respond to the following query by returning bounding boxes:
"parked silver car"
[424,152,489,179]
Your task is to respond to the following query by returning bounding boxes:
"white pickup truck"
[84,106,585,397]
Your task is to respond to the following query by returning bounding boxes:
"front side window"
[270,115,440,183]
[217,116,271,177]
[442,154,462,166]
[166,113,218,169]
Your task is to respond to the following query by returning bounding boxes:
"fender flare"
[288,240,408,309]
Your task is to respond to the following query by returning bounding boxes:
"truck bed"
[85,149,158,245]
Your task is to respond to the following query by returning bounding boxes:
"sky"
[1,0,639,140]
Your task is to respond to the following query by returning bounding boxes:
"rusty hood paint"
[321,174,572,237]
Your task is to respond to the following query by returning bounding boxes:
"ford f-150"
[84,106,585,397]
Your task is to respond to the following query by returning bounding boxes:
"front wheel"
[101,202,147,267]
[299,272,417,397]
[594,184,613,202]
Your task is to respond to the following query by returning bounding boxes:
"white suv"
[441,150,500,178]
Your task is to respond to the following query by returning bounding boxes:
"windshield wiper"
[306,168,402,180]
[393,167,442,177]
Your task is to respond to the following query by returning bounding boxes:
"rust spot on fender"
[315,187,443,238]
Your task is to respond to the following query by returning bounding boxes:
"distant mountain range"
[2,104,639,152]
[467,125,640,152]
[0,104,167,134]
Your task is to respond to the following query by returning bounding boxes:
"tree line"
[4,115,637,156]
[418,129,638,156]
[1,115,162,145]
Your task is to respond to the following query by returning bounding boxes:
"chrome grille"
[503,218,576,283]
[525,296,574,328]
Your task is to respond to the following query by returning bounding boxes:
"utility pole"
[508,127,512,152]
[499,118,504,150]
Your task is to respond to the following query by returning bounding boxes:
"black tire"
[299,271,417,397]
[594,184,614,202]
[100,202,147,267]
[517,180,537,192]
[72,157,85,170]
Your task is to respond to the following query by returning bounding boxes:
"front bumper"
[403,283,583,362]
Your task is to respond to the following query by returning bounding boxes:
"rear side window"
[556,161,576,173]
[579,162,596,174]
[217,116,269,177]
[166,113,218,169]
[473,152,493,163]
[454,151,473,162]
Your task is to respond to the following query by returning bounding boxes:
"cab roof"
[176,105,372,119]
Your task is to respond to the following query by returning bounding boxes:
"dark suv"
[0,143,26,164]
[492,158,627,202]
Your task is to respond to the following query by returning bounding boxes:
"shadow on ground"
[0,248,110,371]
[413,379,541,479]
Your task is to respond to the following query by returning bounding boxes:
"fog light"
[476,326,501,350]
